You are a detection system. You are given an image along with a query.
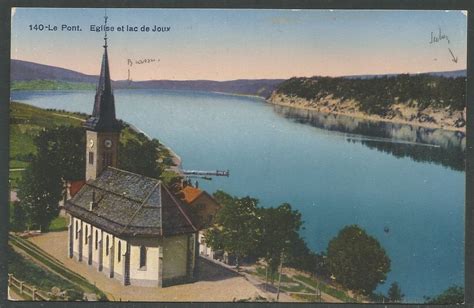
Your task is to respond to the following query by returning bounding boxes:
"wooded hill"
[275,74,466,115]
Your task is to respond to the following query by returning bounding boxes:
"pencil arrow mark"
[448,48,458,63]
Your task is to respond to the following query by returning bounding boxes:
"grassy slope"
[8,246,83,300]
[9,234,107,300]
[9,101,153,188]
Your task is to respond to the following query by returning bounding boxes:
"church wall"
[113,237,126,279]
[128,237,160,286]
[69,216,194,287]
[162,234,188,280]
[91,226,102,268]
[82,221,92,264]
[72,216,81,259]
[101,230,114,274]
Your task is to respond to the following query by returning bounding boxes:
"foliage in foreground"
[387,281,404,302]
[424,285,464,304]
[118,138,163,178]
[207,191,326,281]
[205,194,261,268]
[17,126,85,231]
[327,225,391,295]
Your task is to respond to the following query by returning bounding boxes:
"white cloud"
[11,7,16,18]
[461,10,467,17]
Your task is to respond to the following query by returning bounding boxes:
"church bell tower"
[84,14,121,180]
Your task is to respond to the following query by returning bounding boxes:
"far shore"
[267,100,466,133]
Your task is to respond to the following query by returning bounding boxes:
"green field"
[11,80,95,91]
[9,101,161,189]
[9,102,86,188]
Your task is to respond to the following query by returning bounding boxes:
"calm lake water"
[11,89,465,302]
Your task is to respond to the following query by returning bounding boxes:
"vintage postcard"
[8,8,467,303]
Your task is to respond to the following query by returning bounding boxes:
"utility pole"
[276,251,284,301]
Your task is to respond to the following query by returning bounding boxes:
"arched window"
[85,226,89,244]
[139,246,147,269]
[95,230,98,250]
[117,241,121,262]
[75,221,78,239]
[106,235,109,256]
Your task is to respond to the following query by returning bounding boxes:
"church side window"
[139,246,147,269]
[95,230,98,249]
[88,152,94,164]
[106,235,109,256]
[117,241,121,263]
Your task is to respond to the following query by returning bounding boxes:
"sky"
[11,8,468,81]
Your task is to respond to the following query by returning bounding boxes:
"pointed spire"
[84,10,121,133]
[103,11,108,48]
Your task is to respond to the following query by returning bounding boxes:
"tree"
[327,225,391,295]
[17,126,85,231]
[118,138,162,178]
[204,195,260,269]
[257,203,304,283]
[18,156,63,230]
[11,201,26,231]
[387,281,404,302]
[425,285,464,304]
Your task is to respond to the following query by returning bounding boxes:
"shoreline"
[125,121,183,175]
[267,99,466,133]
[11,87,268,100]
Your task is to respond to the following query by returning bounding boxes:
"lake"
[10,89,465,302]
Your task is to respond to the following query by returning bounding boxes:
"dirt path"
[52,113,85,122]
[28,231,263,302]
[200,257,299,302]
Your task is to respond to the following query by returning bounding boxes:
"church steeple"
[85,11,121,180]
[84,13,120,133]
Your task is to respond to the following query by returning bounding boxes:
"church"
[64,26,199,287]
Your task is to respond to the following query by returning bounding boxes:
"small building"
[179,185,221,259]
[65,29,198,287]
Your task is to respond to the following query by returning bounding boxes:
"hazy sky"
[11,8,468,81]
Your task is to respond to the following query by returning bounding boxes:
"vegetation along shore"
[268,74,466,132]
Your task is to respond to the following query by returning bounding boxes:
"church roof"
[83,46,121,132]
[65,167,197,237]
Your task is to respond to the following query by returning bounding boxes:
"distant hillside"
[11,60,283,97]
[11,60,98,83]
[10,59,467,99]
[343,69,466,79]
